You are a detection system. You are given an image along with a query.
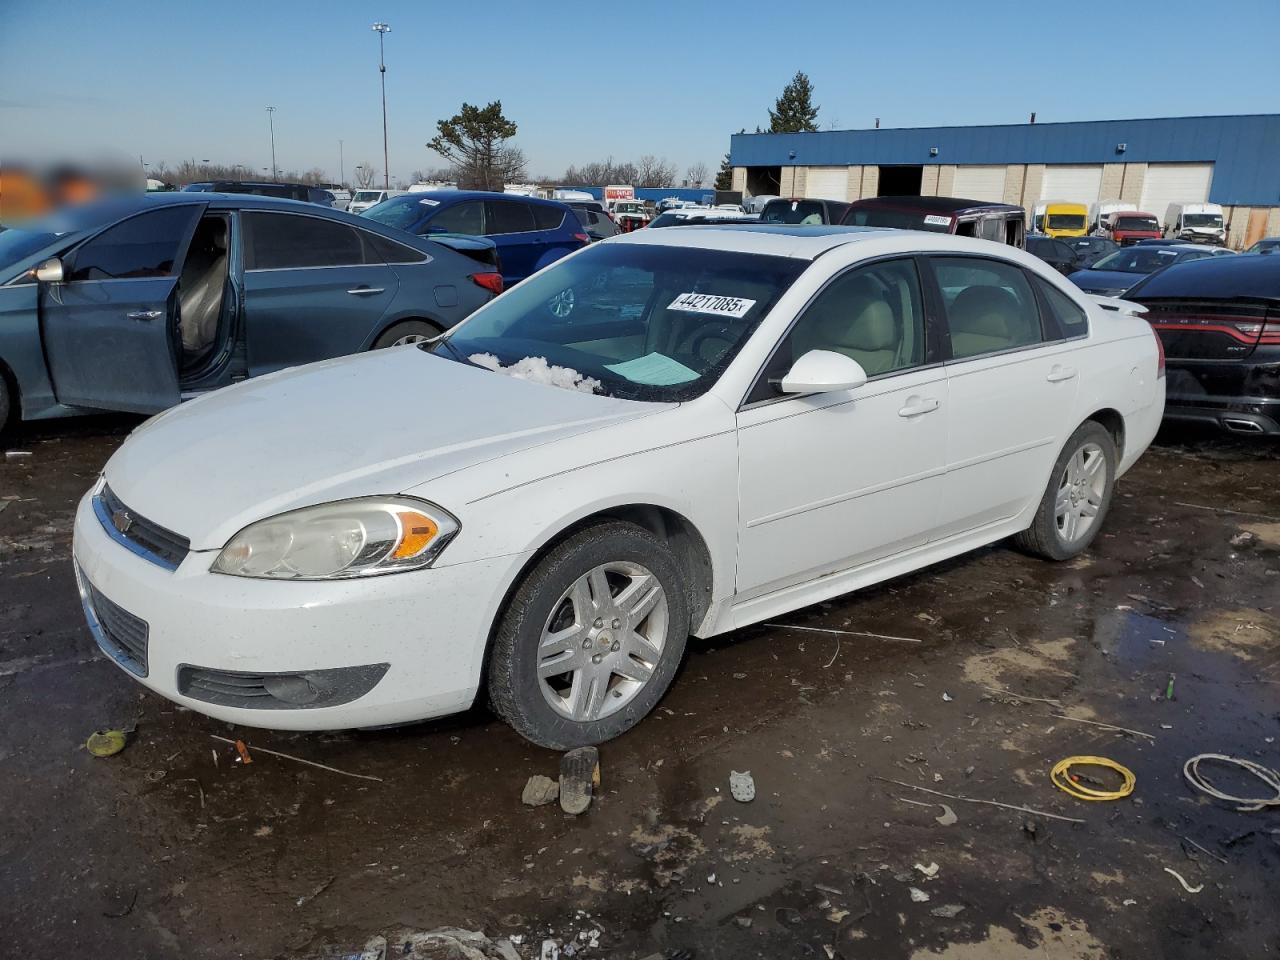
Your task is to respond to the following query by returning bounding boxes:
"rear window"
[760,199,827,225]
[1128,256,1280,300]
[1115,216,1159,231]
[1093,248,1179,274]
[533,205,566,230]
[844,206,954,233]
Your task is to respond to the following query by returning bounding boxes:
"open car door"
[40,204,202,413]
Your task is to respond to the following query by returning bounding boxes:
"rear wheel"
[1014,421,1116,561]
[488,522,689,749]
[372,320,442,349]
[0,376,12,435]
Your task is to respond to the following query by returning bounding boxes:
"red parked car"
[1109,212,1162,246]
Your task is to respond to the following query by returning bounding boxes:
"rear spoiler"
[1088,295,1148,317]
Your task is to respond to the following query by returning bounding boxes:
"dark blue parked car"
[361,191,589,286]
[0,193,502,430]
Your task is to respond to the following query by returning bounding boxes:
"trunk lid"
[1140,299,1271,361]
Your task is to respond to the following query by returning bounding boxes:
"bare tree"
[636,155,677,188]
[411,167,456,183]
[353,162,378,188]
[685,162,710,188]
[563,157,639,186]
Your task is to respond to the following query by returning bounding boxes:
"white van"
[1164,203,1226,246]
[1089,201,1137,236]
[348,188,407,215]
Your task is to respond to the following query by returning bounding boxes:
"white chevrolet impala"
[72,226,1165,748]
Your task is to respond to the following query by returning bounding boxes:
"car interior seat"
[947,285,1034,357]
[179,218,228,367]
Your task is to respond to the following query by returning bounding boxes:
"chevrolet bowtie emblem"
[111,510,133,535]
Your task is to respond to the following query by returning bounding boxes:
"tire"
[488,521,690,750]
[0,375,12,436]
[372,320,442,350]
[1014,421,1117,561]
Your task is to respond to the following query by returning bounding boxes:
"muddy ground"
[1,417,1278,960]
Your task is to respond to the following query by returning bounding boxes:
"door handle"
[346,287,385,296]
[897,396,940,418]
[126,309,163,322]
[1047,365,1078,383]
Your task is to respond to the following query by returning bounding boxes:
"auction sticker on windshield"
[667,293,757,319]
[923,215,952,227]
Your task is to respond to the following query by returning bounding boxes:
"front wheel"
[372,320,442,349]
[1014,421,1116,561]
[488,522,690,749]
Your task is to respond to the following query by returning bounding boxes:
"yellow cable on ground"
[1051,755,1136,801]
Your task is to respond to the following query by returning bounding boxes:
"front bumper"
[1163,360,1280,435]
[72,491,529,730]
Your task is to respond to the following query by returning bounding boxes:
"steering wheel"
[683,323,736,363]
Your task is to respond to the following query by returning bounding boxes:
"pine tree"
[713,153,734,191]
[768,71,819,133]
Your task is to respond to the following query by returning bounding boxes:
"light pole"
[266,106,278,181]
[339,139,345,187]
[372,21,391,190]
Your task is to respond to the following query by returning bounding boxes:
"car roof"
[850,195,1024,214]
[410,189,567,208]
[1130,250,1280,302]
[1112,211,1159,219]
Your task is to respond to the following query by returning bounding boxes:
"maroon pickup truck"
[1110,212,1162,246]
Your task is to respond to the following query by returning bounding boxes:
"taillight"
[1153,324,1166,378]
[470,272,503,295]
[573,232,591,245]
[1261,315,1280,346]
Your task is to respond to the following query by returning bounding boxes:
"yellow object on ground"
[85,730,127,758]
[1051,755,1135,801]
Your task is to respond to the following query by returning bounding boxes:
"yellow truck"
[1034,202,1089,238]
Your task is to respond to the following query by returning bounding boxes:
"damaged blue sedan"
[0,193,503,431]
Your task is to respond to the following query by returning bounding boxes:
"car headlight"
[212,497,459,580]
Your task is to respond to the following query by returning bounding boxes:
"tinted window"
[1115,216,1159,231]
[486,201,537,235]
[933,257,1042,359]
[761,199,827,225]
[65,206,197,282]
[1034,276,1088,340]
[1093,248,1180,274]
[364,232,427,264]
[533,205,566,230]
[244,212,366,269]
[844,205,953,233]
[427,201,485,235]
[776,257,926,384]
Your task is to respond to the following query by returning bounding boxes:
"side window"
[427,201,484,236]
[978,216,1004,242]
[243,212,365,270]
[1033,275,1089,340]
[933,256,1042,360]
[363,231,427,264]
[486,201,537,235]
[955,220,977,238]
[65,206,199,282]
[533,205,566,230]
[749,258,926,403]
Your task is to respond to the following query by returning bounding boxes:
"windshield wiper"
[425,335,482,367]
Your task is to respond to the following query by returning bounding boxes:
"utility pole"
[339,139,345,187]
[266,106,278,180]
[372,22,391,190]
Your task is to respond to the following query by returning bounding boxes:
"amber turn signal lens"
[391,511,439,559]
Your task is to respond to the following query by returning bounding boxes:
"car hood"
[103,348,667,550]
[1069,269,1141,292]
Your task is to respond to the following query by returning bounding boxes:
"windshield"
[1184,213,1223,229]
[361,195,425,230]
[1114,216,1159,231]
[1047,213,1086,230]
[352,191,383,203]
[432,243,806,402]
[844,207,953,233]
[1093,248,1179,274]
[761,200,827,225]
[1248,239,1280,254]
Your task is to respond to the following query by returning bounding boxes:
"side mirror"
[33,257,64,284]
[778,350,869,395]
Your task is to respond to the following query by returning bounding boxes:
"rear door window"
[243,212,366,269]
[65,206,200,282]
[486,201,537,235]
[363,231,427,264]
[931,256,1044,360]
[427,201,485,235]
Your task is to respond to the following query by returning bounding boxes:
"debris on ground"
[914,862,940,879]
[85,729,128,758]
[234,739,253,765]
[909,886,931,903]
[559,746,599,816]
[1051,756,1136,801]
[1229,531,1257,548]
[1183,753,1280,811]
[930,903,966,918]
[935,803,958,826]
[521,775,560,807]
[1163,867,1204,894]
[729,770,755,802]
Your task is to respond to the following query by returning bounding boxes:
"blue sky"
[3,0,1278,184]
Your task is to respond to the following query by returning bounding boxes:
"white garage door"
[1039,165,1103,205]
[805,166,848,201]
[1140,163,1213,225]
[952,165,1007,203]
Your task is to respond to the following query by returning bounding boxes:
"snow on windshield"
[469,353,602,395]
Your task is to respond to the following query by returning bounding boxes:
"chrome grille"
[95,484,190,570]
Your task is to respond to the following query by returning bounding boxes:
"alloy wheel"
[1055,441,1106,544]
